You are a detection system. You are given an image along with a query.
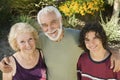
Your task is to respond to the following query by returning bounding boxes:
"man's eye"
[52,21,56,24]
[41,24,48,27]
[51,20,58,25]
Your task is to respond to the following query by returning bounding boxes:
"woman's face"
[16,32,36,54]
[84,31,104,53]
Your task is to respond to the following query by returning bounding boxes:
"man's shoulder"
[39,31,46,38]
[64,27,80,34]
[38,31,47,41]
[64,28,80,42]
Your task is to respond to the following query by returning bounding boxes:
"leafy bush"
[10,0,39,15]
[11,15,40,32]
[100,14,120,43]
[10,0,57,16]
[0,0,12,38]
[58,0,104,28]
[0,0,11,27]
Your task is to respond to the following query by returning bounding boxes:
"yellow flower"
[87,2,93,9]
[59,0,104,16]
[59,4,70,16]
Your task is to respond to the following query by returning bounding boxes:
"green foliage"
[107,0,114,6]
[10,0,39,15]
[66,14,85,28]
[0,0,12,38]
[0,0,59,38]
[0,0,11,27]
[100,14,120,42]
[0,71,1,80]
[10,0,57,16]
[68,15,78,27]
[34,0,57,8]
[12,15,40,32]
[58,0,104,28]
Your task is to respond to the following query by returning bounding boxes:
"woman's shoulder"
[36,48,43,58]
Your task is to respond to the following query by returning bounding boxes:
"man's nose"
[48,25,53,32]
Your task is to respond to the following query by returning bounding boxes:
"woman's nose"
[26,42,31,48]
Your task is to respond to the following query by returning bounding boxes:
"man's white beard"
[44,23,62,41]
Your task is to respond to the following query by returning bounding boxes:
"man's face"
[39,12,63,41]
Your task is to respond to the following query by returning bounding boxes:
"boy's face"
[84,31,104,53]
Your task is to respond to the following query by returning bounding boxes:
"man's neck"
[55,30,64,42]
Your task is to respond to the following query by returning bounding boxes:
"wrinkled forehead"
[41,11,57,18]
[40,12,59,23]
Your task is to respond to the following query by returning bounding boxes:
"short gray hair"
[37,6,62,25]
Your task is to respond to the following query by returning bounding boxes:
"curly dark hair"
[79,23,108,53]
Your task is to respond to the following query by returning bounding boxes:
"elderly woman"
[2,22,47,80]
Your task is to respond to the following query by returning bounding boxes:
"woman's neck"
[14,49,39,69]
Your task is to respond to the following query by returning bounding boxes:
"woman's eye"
[20,41,25,43]
[30,38,33,40]
[29,38,34,42]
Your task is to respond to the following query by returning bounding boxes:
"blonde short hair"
[8,22,39,51]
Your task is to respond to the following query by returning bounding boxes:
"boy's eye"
[85,38,89,41]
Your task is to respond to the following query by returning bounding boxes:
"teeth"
[48,31,57,38]
[27,48,31,50]
[47,29,57,34]
[44,23,62,41]
[51,34,56,38]
[90,45,97,49]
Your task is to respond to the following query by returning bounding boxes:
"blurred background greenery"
[0,72,1,80]
[0,0,119,42]
[0,0,120,79]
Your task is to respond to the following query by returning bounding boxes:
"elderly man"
[0,6,120,80]
[37,6,82,80]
